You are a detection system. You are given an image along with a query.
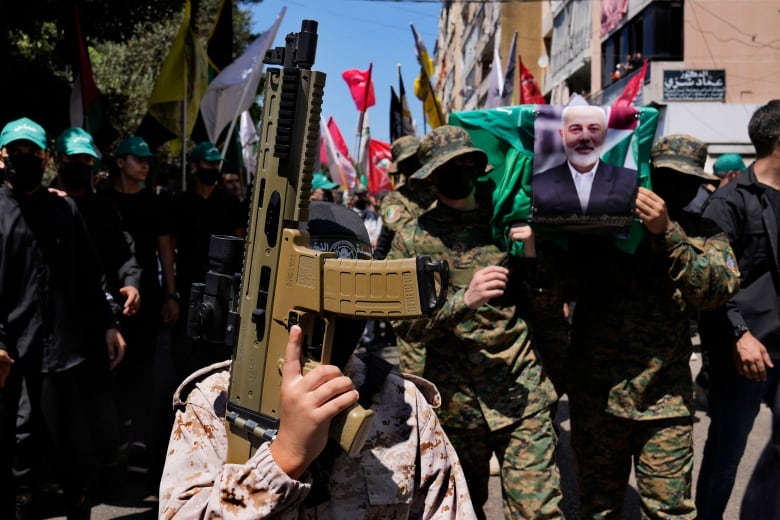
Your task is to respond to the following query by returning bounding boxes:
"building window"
[601,0,682,84]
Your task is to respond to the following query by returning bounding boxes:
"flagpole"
[182,60,188,191]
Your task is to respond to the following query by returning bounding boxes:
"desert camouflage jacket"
[159,357,475,519]
[388,202,560,431]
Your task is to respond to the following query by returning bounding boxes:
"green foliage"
[1,0,265,165]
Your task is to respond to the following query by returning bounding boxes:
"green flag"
[449,105,659,256]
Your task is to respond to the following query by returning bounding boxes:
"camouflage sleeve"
[393,287,477,345]
[664,220,740,311]
[410,380,478,518]
[159,378,311,519]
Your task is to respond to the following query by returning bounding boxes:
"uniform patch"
[384,205,402,224]
[725,251,740,275]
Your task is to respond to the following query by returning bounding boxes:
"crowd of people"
[0,99,778,520]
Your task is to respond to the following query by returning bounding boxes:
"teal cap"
[190,141,223,162]
[55,127,97,158]
[713,154,746,177]
[0,117,47,149]
[116,136,153,158]
[312,172,339,191]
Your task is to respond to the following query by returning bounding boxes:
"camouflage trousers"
[445,406,563,520]
[569,393,695,519]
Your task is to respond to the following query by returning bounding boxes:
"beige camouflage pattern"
[562,221,739,518]
[159,358,475,519]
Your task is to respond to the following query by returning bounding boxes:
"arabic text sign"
[663,70,726,101]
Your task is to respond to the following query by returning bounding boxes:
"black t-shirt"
[74,191,141,295]
[171,187,245,294]
[103,187,172,297]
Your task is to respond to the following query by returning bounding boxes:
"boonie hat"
[190,141,223,162]
[388,135,420,175]
[350,185,368,197]
[650,134,717,181]
[0,117,47,150]
[411,126,488,181]
[312,172,339,191]
[55,127,97,158]
[116,136,153,158]
[712,154,746,178]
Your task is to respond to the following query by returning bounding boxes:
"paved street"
[40,348,770,519]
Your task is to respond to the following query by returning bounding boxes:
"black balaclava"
[59,162,93,190]
[6,153,44,193]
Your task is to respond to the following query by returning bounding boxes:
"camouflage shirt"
[159,357,475,519]
[380,183,437,232]
[563,221,739,419]
[388,202,559,431]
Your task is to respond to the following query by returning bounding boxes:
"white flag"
[320,116,357,189]
[199,7,285,143]
[486,39,504,109]
[239,110,258,180]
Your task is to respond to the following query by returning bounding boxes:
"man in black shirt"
[171,141,245,376]
[0,117,126,519]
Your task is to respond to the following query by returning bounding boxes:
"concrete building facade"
[432,0,780,163]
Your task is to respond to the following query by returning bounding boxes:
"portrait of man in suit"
[531,103,638,230]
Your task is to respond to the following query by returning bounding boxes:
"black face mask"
[196,168,220,186]
[433,169,475,200]
[59,162,93,190]
[7,154,44,193]
[651,168,702,222]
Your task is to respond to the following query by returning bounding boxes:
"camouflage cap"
[650,134,717,180]
[388,136,420,175]
[411,126,488,181]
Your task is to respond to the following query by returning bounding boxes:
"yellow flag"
[147,0,208,153]
[410,24,443,128]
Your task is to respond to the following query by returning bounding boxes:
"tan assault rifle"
[218,20,448,464]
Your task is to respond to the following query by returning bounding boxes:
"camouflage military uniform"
[379,183,436,373]
[389,200,562,519]
[159,357,475,519]
[562,154,739,519]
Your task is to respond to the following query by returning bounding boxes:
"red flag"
[319,116,353,166]
[342,63,376,112]
[519,56,546,105]
[613,59,648,108]
[320,117,357,189]
[70,6,102,132]
[367,139,393,194]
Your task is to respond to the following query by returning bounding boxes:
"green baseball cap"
[116,136,153,158]
[190,141,223,162]
[55,127,97,158]
[650,134,717,181]
[312,172,339,191]
[0,117,47,150]
[712,154,746,177]
[411,126,488,181]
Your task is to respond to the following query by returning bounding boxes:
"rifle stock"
[224,20,448,464]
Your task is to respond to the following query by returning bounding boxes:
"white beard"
[566,146,602,171]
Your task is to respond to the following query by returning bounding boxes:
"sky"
[248,0,441,155]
